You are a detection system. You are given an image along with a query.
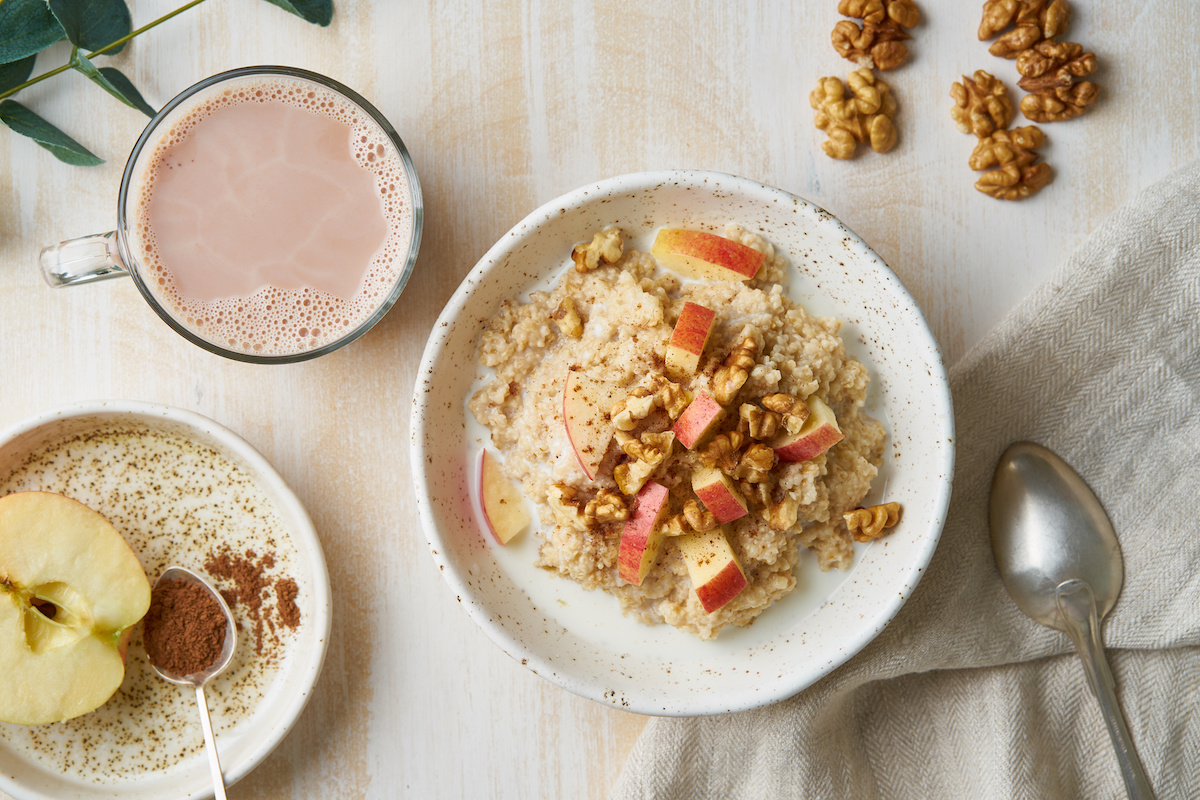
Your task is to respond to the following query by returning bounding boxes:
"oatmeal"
[469,225,886,639]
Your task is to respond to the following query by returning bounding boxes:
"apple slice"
[677,528,748,613]
[478,450,530,544]
[772,395,844,462]
[691,467,749,524]
[665,302,716,379]
[563,367,619,481]
[0,491,151,725]
[617,481,671,586]
[671,390,725,450]
[651,229,765,282]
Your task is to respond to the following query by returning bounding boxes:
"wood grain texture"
[0,1,1197,798]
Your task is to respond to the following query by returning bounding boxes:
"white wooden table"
[2,1,1197,798]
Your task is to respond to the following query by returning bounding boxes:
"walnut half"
[950,70,1013,138]
[810,69,899,160]
[844,501,902,541]
[571,228,623,272]
[970,126,1052,200]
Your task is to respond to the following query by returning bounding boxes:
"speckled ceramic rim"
[0,400,332,800]
[411,170,955,716]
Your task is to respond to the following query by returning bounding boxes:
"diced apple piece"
[618,481,671,586]
[478,450,530,544]
[677,528,748,613]
[691,467,749,524]
[651,228,765,282]
[665,302,716,379]
[772,395,844,462]
[563,368,619,481]
[0,491,151,725]
[671,390,725,450]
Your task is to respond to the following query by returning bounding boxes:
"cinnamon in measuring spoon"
[142,578,227,676]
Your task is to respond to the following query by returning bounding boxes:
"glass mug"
[40,65,423,363]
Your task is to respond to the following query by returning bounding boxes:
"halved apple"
[478,450,530,544]
[563,367,619,481]
[651,229,765,282]
[772,395,844,462]
[0,491,151,725]
[677,528,748,613]
[691,467,749,524]
[617,481,671,586]
[671,390,725,450]
[665,301,716,379]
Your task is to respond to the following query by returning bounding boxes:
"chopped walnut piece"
[614,460,656,497]
[699,431,745,472]
[584,489,629,525]
[738,403,780,440]
[768,495,801,531]
[712,336,759,405]
[735,443,776,484]
[613,430,675,496]
[831,19,911,71]
[810,68,899,160]
[663,500,718,537]
[838,0,919,28]
[844,501,902,541]
[547,483,589,531]
[950,70,1013,138]
[571,228,623,272]
[970,126,1052,200]
[1015,40,1097,122]
[611,387,656,432]
[551,297,584,339]
[657,380,691,420]
[761,393,811,435]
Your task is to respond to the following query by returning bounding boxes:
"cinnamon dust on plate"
[204,547,301,659]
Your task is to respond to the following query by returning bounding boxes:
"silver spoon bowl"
[989,442,1154,800]
[149,566,236,800]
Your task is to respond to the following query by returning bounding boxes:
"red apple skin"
[652,229,765,282]
[618,482,671,585]
[694,559,749,614]
[665,302,716,378]
[671,391,725,450]
[772,396,844,462]
[691,467,749,524]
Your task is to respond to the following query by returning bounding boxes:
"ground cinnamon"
[143,578,227,676]
[204,547,300,656]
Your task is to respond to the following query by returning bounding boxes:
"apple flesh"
[0,491,151,725]
[562,368,619,481]
[618,481,671,586]
[671,390,725,450]
[772,395,844,462]
[691,467,749,524]
[478,450,530,544]
[677,528,748,613]
[665,301,716,379]
[651,229,765,282]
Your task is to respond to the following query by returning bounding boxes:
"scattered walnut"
[831,19,911,71]
[584,489,629,525]
[768,495,801,531]
[712,336,759,405]
[611,387,657,432]
[844,501,902,541]
[614,460,656,496]
[984,0,1069,58]
[761,393,811,435]
[699,431,745,472]
[663,500,717,537]
[735,443,777,484]
[950,70,1013,138]
[979,0,1063,41]
[613,430,675,495]
[810,68,898,160]
[738,403,780,440]
[970,126,1052,200]
[547,484,589,531]
[657,379,691,420]
[571,228,623,272]
[838,0,919,28]
[551,297,584,339]
[1015,40,1097,122]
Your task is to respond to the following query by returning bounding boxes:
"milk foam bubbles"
[126,74,416,357]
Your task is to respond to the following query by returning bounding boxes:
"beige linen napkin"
[611,161,1200,800]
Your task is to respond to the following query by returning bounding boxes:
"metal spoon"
[149,567,237,800]
[989,441,1155,800]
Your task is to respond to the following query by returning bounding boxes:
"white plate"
[410,170,954,716]
[0,401,331,800]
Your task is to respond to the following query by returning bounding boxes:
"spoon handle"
[195,685,229,800]
[1056,580,1156,800]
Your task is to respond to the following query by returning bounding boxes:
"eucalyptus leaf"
[48,0,133,55]
[98,67,155,117]
[68,51,153,117]
[0,0,66,65]
[0,55,37,95]
[260,0,333,27]
[0,99,103,166]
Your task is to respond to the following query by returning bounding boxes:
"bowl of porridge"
[410,170,953,715]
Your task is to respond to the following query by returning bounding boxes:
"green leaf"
[98,67,155,116]
[47,0,132,55]
[0,54,37,94]
[0,99,103,166]
[259,0,333,27]
[69,51,153,116]
[0,0,66,64]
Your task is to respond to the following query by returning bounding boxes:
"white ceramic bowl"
[411,170,954,716]
[0,401,331,800]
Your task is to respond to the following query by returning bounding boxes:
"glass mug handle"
[39,231,130,287]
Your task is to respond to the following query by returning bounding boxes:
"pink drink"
[126,73,415,357]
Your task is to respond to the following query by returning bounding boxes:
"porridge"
[469,225,890,639]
